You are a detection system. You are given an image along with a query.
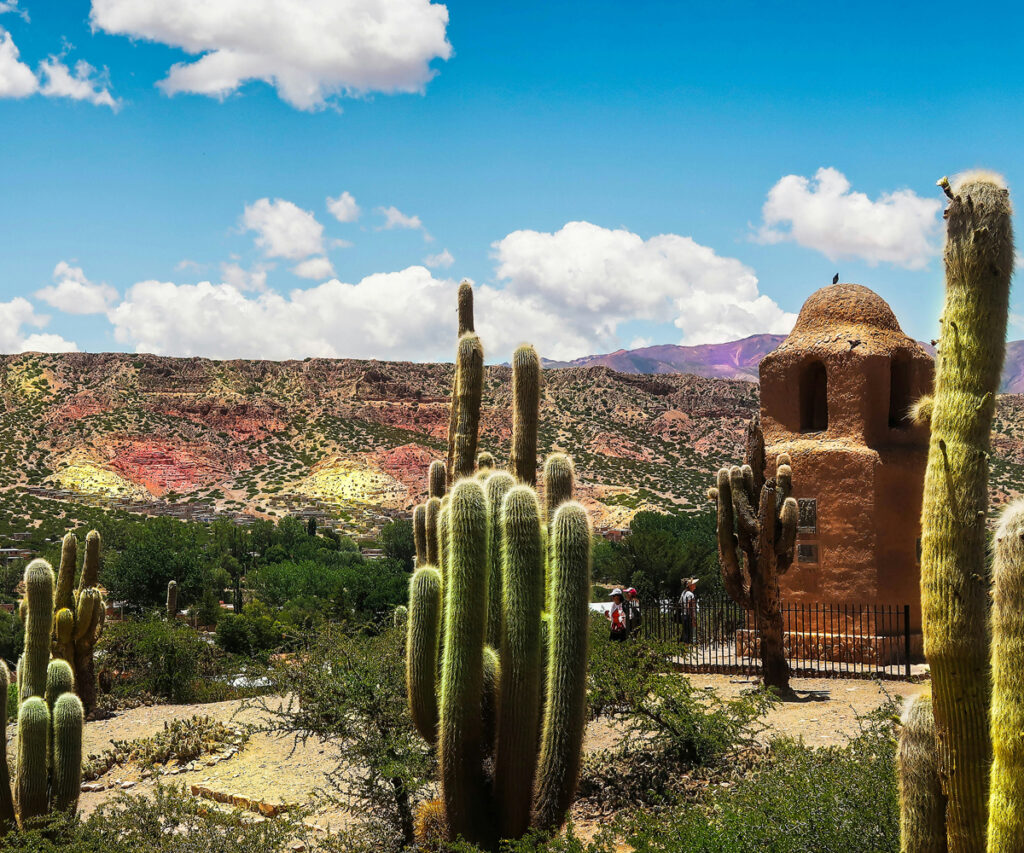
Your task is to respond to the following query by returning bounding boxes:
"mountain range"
[548,334,1024,393]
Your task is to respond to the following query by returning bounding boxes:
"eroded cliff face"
[3,351,1021,532]
[0,352,760,530]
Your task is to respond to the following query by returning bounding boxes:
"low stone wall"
[737,628,922,666]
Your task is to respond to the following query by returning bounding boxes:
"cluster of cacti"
[899,173,1015,853]
[51,531,106,714]
[708,415,798,692]
[406,282,591,848]
[1,559,84,834]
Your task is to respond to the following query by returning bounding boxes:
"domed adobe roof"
[790,283,901,336]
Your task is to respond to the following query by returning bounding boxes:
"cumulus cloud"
[292,256,335,280]
[90,0,452,111]
[0,297,77,353]
[36,262,118,314]
[488,221,796,359]
[327,191,360,223]
[377,205,424,231]
[754,167,942,269]
[424,248,454,269]
[242,198,326,261]
[0,28,37,97]
[38,57,120,110]
[108,267,458,360]
[0,26,119,106]
[220,261,269,292]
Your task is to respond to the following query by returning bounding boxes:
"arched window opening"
[889,355,913,429]
[799,361,828,433]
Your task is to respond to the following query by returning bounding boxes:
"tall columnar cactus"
[484,472,515,649]
[987,499,1024,852]
[429,460,447,500]
[450,333,485,483]
[166,580,178,620]
[52,530,106,714]
[542,453,574,524]
[900,693,948,853]
[510,345,541,486]
[919,174,1013,853]
[0,559,84,836]
[406,567,442,744]
[425,497,442,568]
[709,415,798,693]
[413,503,428,567]
[446,281,476,486]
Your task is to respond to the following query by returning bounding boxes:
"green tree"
[380,519,415,571]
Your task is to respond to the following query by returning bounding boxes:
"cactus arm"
[78,530,100,592]
[481,645,500,758]
[451,333,485,483]
[484,473,515,649]
[72,592,96,643]
[54,533,77,616]
[53,608,74,663]
[533,501,591,832]
[457,279,474,336]
[425,498,441,567]
[429,460,447,500]
[776,496,799,573]
[900,693,948,853]
[729,466,759,550]
[406,568,442,744]
[510,345,541,486]
[22,560,54,701]
[413,504,428,567]
[16,697,49,825]
[987,500,1024,852]
[438,480,490,844]
[542,454,574,526]
[921,175,1012,852]
[0,663,14,835]
[50,693,83,814]
[44,659,74,712]
[712,468,749,607]
[494,485,545,839]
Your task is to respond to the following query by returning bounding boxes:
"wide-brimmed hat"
[610,588,623,598]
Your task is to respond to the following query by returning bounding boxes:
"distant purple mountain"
[547,334,1024,393]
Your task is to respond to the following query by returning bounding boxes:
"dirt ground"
[20,673,924,837]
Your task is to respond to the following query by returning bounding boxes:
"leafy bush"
[626,707,901,853]
[0,605,24,663]
[582,616,773,809]
[99,617,228,703]
[214,601,286,659]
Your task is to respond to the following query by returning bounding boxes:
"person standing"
[624,587,642,637]
[679,578,698,644]
[607,588,628,641]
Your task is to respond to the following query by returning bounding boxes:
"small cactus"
[166,580,178,620]
[413,503,428,567]
[510,345,541,486]
[429,460,447,500]
[899,693,947,853]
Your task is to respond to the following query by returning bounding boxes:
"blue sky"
[0,0,1021,361]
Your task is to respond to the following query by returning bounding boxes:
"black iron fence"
[639,595,913,680]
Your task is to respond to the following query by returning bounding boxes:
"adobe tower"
[759,283,933,633]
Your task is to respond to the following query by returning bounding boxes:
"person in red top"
[607,588,627,641]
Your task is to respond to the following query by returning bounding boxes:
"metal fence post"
[904,604,911,680]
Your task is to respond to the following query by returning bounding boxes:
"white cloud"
[38,57,120,110]
[0,297,77,353]
[0,28,37,97]
[0,2,29,21]
[424,248,454,269]
[327,191,360,223]
[108,267,458,360]
[292,256,335,280]
[486,221,796,359]
[36,262,118,314]
[242,198,325,260]
[220,261,269,292]
[754,167,942,270]
[90,0,452,111]
[377,205,424,231]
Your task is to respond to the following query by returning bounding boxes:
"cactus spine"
[987,500,1024,852]
[919,174,1013,853]
[166,580,178,620]
[494,486,545,839]
[438,480,490,844]
[901,693,948,853]
[533,501,591,831]
[413,503,428,567]
[407,567,442,744]
[485,472,515,649]
[510,345,541,486]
